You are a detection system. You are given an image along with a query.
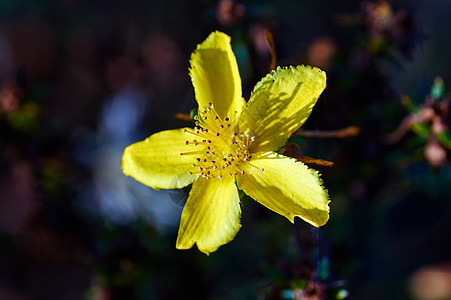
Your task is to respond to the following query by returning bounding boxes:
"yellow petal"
[121,128,198,190]
[176,175,241,255]
[237,152,330,227]
[190,31,245,120]
[238,65,326,153]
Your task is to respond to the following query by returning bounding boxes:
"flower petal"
[190,31,245,120]
[176,175,241,255]
[238,65,326,152]
[237,152,330,227]
[122,128,199,190]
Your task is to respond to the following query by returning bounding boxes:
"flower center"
[180,103,263,180]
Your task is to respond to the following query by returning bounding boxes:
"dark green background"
[0,0,450,299]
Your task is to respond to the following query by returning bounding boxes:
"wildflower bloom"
[122,31,330,254]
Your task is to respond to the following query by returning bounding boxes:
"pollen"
[180,103,261,179]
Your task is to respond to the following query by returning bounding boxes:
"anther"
[216,133,220,136]
[225,117,229,121]
[218,175,222,179]
[260,168,264,172]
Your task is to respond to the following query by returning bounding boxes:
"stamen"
[180,150,206,156]
[184,103,259,180]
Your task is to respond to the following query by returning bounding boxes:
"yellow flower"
[122,31,330,254]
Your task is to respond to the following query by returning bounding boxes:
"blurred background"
[0,0,450,299]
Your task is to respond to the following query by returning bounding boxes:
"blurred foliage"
[0,0,450,299]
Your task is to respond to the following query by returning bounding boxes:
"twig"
[173,112,192,121]
[265,29,277,72]
[295,126,360,138]
[293,155,334,167]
